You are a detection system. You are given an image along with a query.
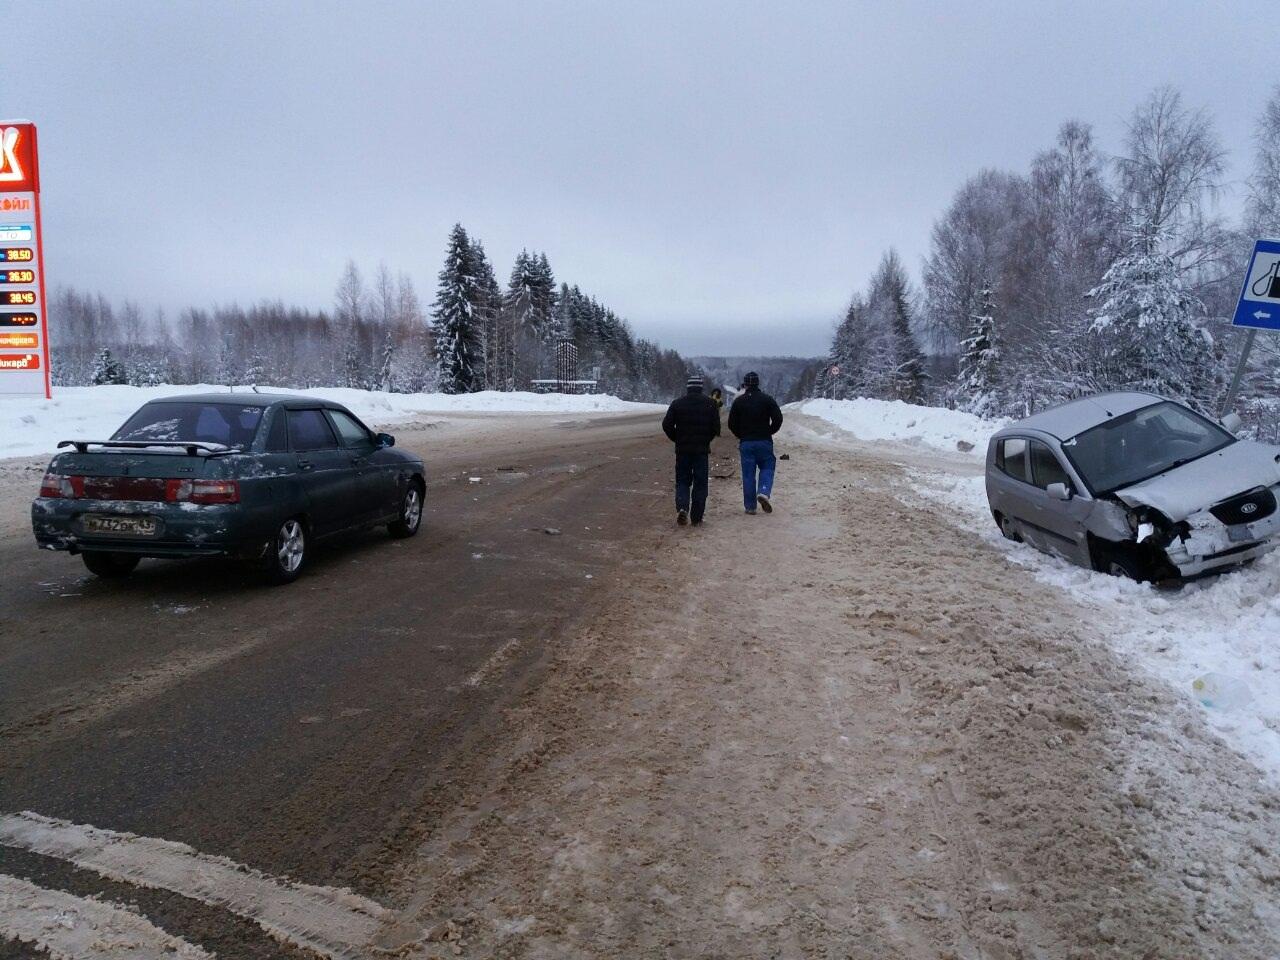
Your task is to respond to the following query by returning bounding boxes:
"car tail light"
[39,472,83,498]
[165,479,239,504]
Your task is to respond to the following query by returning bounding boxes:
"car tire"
[997,513,1022,543]
[388,481,423,539]
[1104,551,1145,582]
[262,517,307,585]
[82,551,141,578]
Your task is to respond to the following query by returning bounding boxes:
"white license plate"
[83,515,157,536]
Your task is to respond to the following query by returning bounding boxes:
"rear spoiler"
[57,440,233,457]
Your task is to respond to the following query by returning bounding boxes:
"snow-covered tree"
[1115,87,1227,277]
[469,240,501,390]
[870,250,927,403]
[91,347,127,385]
[826,295,890,399]
[242,352,267,386]
[1246,85,1280,240]
[376,331,394,392]
[954,282,1001,415]
[334,260,367,389]
[1086,223,1220,406]
[431,224,484,394]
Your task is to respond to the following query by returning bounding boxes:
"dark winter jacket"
[662,388,722,455]
[728,388,784,442]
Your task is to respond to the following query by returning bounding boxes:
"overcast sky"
[6,1,1274,357]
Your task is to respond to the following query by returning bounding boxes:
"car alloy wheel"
[402,487,422,532]
[277,519,305,573]
[389,482,424,538]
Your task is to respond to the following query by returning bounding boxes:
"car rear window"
[112,402,263,449]
[264,409,289,452]
[287,409,338,450]
[997,437,1028,481]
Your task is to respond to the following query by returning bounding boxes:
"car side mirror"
[1221,412,1243,434]
[1047,481,1072,501]
[375,432,395,448]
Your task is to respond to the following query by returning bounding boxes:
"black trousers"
[674,452,709,522]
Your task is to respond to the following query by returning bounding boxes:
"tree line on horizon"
[48,227,700,403]
[810,85,1280,436]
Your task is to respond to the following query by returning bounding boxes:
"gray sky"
[6,0,1274,357]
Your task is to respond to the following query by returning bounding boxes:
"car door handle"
[350,456,366,466]
[297,459,314,471]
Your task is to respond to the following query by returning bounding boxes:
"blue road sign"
[1233,238,1280,330]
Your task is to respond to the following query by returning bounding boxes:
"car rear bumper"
[31,497,269,559]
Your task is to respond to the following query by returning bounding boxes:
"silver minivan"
[985,391,1280,581]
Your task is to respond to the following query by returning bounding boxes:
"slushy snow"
[801,396,1280,785]
[0,384,661,459]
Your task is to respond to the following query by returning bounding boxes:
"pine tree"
[431,224,484,394]
[870,250,927,403]
[215,339,238,386]
[243,352,267,386]
[1086,222,1219,406]
[469,240,501,390]
[955,281,1000,415]
[532,253,558,343]
[91,348,127,385]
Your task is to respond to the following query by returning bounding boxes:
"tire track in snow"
[0,872,213,960]
[0,812,391,960]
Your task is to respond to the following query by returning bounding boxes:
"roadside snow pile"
[911,469,1280,785]
[795,397,1004,456]
[0,384,661,459]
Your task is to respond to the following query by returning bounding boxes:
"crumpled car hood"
[1114,439,1280,520]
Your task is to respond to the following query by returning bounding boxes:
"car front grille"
[1209,486,1277,526]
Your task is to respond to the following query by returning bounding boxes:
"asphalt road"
[0,410,667,959]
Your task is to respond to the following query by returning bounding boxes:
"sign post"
[1222,238,1280,416]
[0,121,51,398]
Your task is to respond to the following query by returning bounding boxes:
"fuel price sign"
[0,121,50,397]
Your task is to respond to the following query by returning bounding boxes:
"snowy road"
[0,410,1277,958]
[0,411,667,959]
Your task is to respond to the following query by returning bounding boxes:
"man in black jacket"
[727,371,784,514]
[661,375,721,526]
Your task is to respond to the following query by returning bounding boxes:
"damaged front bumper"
[1161,507,1280,578]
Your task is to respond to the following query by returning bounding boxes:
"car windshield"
[111,402,264,449]
[1060,401,1234,495]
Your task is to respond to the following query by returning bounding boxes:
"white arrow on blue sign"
[1233,238,1280,329]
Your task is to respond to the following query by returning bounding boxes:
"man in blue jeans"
[728,371,784,514]
[661,375,721,526]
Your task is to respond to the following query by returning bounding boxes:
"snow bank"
[911,469,1280,785]
[794,397,1005,456]
[0,385,661,460]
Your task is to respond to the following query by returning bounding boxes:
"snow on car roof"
[999,391,1163,440]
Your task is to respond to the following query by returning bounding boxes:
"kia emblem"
[1241,502,1258,515]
